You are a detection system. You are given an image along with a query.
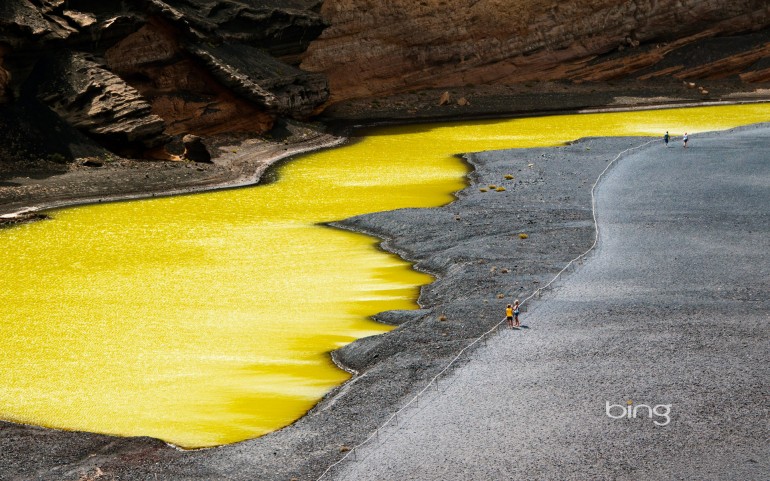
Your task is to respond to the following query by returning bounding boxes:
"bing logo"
[606,400,672,426]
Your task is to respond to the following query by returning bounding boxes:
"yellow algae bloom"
[0,103,767,447]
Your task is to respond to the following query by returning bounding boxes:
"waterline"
[0,104,767,447]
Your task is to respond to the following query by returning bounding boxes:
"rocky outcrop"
[301,0,770,103]
[103,17,276,136]
[0,0,329,162]
[31,52,167,150]
[146,0,327,60]
[182,134,212,163]
[190,42,329,117]
[0,0,75,44]
[0,0,75,101]
[2,0,770,164]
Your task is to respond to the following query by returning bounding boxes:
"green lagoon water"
[0,104,767,447]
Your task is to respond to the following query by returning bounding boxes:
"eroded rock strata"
[301,0,770,103]
[31,51,168,150]
[0,0,329,162]
[2,0,770,165]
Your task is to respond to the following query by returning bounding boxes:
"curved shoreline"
[320,135,662,475]
[0,129,347,222]
[330,98,770,130]
[331,122,770,481]
[0,105,768,480]
[3,98,768,225]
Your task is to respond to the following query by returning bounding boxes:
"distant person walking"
[505,304,514,329]
[664,131,670,147]
[513,300,521,328]
[683,132,689,148]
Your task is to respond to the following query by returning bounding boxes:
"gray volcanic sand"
[334,125,770,480]
[2,125,768,480]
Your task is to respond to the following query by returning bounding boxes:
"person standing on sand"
[513,300,521,328]
[664,131,670,147]
[683,132,689,148]
[505,304,514,328]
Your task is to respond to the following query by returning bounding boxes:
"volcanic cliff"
[0,0,329,162]
[1,0,770,165]
[302,0,770,103]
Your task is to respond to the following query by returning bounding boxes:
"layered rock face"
[302,0,770,103]
[31,52,168,149]
[3,0,770,163]
[0,0,328,161]
[103,17,277,137]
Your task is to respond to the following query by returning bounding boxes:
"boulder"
[182,134,212,163]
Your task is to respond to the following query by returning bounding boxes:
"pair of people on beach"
[506,301,520,329]
[663,131,688,147]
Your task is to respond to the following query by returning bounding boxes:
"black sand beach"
[332,124,770,480]
[1,121,768,480]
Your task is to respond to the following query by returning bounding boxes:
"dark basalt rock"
[181,134,212,163]
[29,52,168,150]
[149,0,327,58]
[0,0,74,99]
[0,0,74,44]
[190,42,329,117]
[0,97,107,163]
[0,0,330,163]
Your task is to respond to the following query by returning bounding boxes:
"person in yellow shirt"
[505,304,514,329]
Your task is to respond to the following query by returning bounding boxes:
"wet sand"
[0,115,768,479]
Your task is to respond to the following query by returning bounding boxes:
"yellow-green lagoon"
[1,104,767,447]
